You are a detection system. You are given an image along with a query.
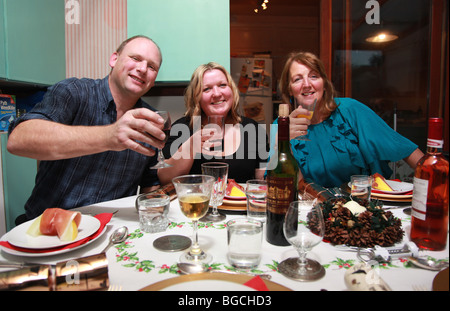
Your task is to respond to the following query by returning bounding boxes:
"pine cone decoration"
[312,197,404,248]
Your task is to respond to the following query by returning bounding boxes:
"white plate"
[225,194,246,200]
[162,279,255,291]
[140,272,292,291]
[0,227,107,258]
[373,180,413,194]
[348,180,413,195]
[3,215,100,249]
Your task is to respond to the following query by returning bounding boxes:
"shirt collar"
[102,76,146,112]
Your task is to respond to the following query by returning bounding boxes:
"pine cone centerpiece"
[310,197,404,248]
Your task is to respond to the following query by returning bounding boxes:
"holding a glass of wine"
[294,97,317,141]
[172,174,215,264]
[151,111,172,169]
[203,115,225,153]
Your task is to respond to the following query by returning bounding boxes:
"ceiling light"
[366,32,399,43]
[254,0,269,13]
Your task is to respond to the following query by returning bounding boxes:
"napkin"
[0,213,113,253]
[243,276,269,291]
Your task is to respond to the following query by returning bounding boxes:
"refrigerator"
[230,57,273,134]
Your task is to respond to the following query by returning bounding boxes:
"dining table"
[0,192,448,293]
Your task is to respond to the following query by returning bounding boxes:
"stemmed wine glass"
[294,98,317,141]
[278,199,326,281]
[150,111,172,169]
[172,174,215,264]
[200,162,228,222]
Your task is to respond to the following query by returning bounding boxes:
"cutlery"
[177,262,272,280]
[101,226,128,253]
[408,256,449,271]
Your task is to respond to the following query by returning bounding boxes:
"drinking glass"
[135,193,170,233]
[278,200,326,281]
[227,218,263,269]
[172,174,215,264]
[294,98,317,141]
[351,175,373,201]
[203,115,225,152]
[245,179,267,223]
[200,162,228,222]
[150,111,172,169]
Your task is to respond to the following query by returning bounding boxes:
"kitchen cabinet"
[0,0,65,85]
[0,133,37,234]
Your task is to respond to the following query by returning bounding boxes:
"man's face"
[109,37,162,98]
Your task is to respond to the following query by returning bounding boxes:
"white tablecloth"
[1,195,448,291]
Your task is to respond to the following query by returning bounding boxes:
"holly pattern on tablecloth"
[114,228,449,274]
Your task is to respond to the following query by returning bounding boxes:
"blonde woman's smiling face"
[199,69,233,117]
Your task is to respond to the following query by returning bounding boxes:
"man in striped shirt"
[8,35,166,220]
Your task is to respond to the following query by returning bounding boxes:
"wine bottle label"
[411,177,428,220]
[427,138,444,148]
[267,176,296,214]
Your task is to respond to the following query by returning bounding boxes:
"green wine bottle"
[266,104,299,246]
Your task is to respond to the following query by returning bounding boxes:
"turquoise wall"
[127,0,230,83]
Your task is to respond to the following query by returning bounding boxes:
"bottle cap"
[279,104,289,117]
[428,118,443,140]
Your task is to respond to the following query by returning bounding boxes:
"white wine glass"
[200,162,228,222]
[294,98,317,141]
[150,111,172,169]
[172,174,215,264]
[278,199,326,281]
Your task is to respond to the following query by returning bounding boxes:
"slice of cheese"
[372,173,393,191]
[230,187,245,197]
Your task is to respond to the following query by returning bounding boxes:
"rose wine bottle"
[266,104,299,246]
[411,118,449,251]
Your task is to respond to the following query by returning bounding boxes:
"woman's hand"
[190,127,222,156]
[289,106,311,140]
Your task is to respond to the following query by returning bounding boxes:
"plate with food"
[225,179,246,200]
[3,208,100,249]
[371,173,413,195]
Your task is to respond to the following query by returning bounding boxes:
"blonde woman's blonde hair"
[184,62,241,127]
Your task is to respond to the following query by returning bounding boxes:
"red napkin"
[243,276,269,291]
[0,213,113,254]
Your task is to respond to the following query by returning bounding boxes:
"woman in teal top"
[271,52,424,188]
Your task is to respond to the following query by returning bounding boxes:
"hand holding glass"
[172,175,215,264]
[150,111,172,169]
[294,98,317,141]
[204,115,225,152]
[278,200,326,281]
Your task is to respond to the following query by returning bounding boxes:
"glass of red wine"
[150,111,172,169]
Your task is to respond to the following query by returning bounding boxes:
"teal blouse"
[270,98,418,188]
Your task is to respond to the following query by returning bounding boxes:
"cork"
[279,104,289,117]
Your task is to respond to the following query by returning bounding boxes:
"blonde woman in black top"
[158,62,269,184]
